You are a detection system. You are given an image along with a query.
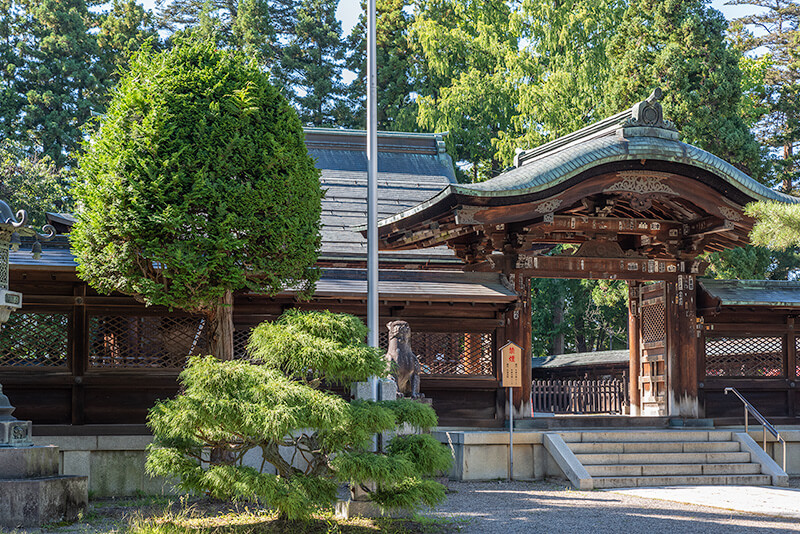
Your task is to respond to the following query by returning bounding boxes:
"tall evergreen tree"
[156,0,283,68]
[604,0,764,177]
[728,0,800,192]
[16,0,105,167]
[346,0,417,131]
[0,0,23,142]
[277,0,347,126]
[97,0,160,89]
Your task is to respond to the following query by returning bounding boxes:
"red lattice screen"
[380,331,494,376]
[89,315,208,369]
[705,336,784,377]
[0,311,69,367]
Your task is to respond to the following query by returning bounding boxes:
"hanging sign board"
[500,342,523,388]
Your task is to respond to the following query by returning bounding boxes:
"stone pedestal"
[0,445,88,528]
[0,386,88,528]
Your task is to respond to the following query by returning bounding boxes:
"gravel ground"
[9,478,800,533]
[428,479,800,534]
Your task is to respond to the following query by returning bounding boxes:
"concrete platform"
[610,485,800,519]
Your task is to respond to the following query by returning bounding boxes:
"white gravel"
[428,480,800,533]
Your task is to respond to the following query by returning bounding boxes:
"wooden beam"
[529,215,682,239]
[513,255,702,281]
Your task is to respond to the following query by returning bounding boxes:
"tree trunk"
[211,290,235,360]
[552,297,564,355]
[575,312,587,353]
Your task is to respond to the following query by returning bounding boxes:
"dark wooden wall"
[1,271,509,432]
[699,307,798,422]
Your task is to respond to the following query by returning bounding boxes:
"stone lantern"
[0,200,54,447]
[0,201,85,529]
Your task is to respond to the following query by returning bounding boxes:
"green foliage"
[494,0,626,162]
[71,40,322,313]
[728,0,800,191]
[530,277,628,357]
[157,0,281,68]
[746,201,800,250]
[411,0,518,181]
[247,310,387,386]
[0,141,72,226]
[704,244,800,280]
[97,0,160,88]
[604,0,764,177]
[147,311,451,521]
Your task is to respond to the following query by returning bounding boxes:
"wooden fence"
[532,378,627,414]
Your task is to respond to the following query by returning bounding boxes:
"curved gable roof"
[370,91,799,234]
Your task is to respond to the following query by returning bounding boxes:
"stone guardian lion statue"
[384,320,421,398]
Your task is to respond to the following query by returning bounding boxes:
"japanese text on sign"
[500,342,523,388]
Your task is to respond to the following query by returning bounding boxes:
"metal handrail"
[724,387,787,472]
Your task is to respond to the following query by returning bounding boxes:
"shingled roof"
[699,279,800,308]
[306,128,459,265]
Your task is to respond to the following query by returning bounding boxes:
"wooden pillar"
[71,282,86,425]
[677,274,699,417]
[787,317,796,417]
[505,273,531,417]
[628,282,641,416]
[667,274,699,418]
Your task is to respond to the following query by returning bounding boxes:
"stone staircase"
[553,430,780,489]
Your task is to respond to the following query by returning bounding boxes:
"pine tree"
[146,311,451,521]
[605,0,764,178]
[728,0,800,191]
[276,0,347,126]
[346,0,417,131]
[16,0,105,167]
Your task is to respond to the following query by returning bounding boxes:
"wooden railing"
[532,378,627,414]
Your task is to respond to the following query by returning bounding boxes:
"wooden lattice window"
[0,311,69,367]
[641,301,665,343]
[233,326,253,360]
[705,336,784,378]
[796,336,800,378]
[89,315,208,369]
[380,331,494,376]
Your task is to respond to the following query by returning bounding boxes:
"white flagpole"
[367,0,379,404]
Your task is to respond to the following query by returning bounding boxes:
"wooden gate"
[532,378,626,414]
[639,282,667,415]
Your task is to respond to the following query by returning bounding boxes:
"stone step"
[575,451,752,465]
[560,430,732,443]
[585,462,763,477]
[0,446,59,479]
[592,474,772,489]
[569,441,741,454]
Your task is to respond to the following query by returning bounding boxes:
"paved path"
[611,485,800,520]
[430,480,800,533]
